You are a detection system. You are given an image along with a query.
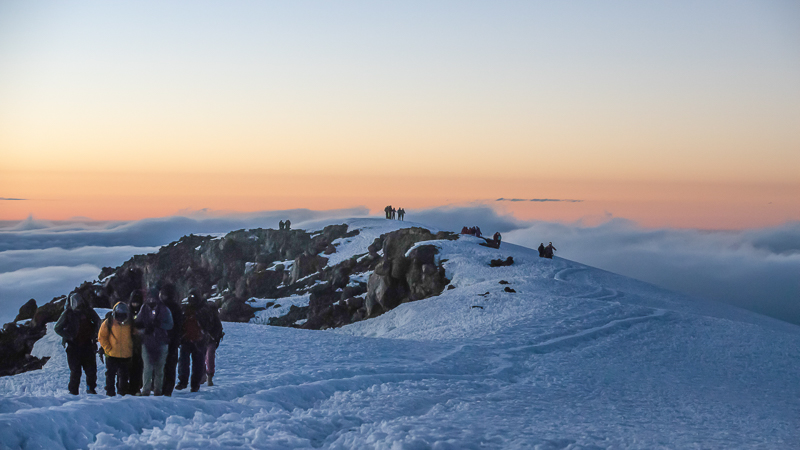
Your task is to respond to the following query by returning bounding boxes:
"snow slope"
[1,218,799,449]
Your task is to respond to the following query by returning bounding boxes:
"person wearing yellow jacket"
[98,302,133,396]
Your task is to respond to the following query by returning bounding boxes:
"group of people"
[383,206,405,220]
[538,242,556,259]
[54,284,224,397]
[460,226,483,238]
[278,220,291,230]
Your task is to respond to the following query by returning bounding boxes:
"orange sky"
[2,170,797,229]
[1,2,799,228]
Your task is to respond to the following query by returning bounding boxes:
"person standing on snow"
[159,283,183,397]
[544,242,556,259]
[55,292,102,395]
[134,288,173,396]
[125,290,144,394]
[176,291,215,392]
[398,208,405,221]
[538,243,545,258]
[201,300,224,387]
[98,302,133,396]
[285,219,291,230]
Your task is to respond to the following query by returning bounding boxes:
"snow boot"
[175,382,188,391]
[87,388,97,395]
[207,375,214,387]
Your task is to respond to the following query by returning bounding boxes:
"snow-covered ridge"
[1,218,799,448]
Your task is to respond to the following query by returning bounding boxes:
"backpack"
[183,308,204,343]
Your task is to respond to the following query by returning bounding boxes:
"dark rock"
[499,280,510,285]
[346,296,364,310]
[14,299,37,322]
[471,305,484,309]
[32,297,66,328]
[364,228,457,318]
[218,298,256,323]
[0,322,48,377]
[504,287,516,293]
[489,256,514,267]
[268,305,308,327]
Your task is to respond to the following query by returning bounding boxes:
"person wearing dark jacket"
[159,284,183,397]
[544,242,556,259]
[176,291,214,392]
[202,301,224,386]
[538,243,545,258]
[125,290,144,395]
[134,288,173,396]
[54,292,101,395]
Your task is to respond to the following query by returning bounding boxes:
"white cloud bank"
[505,219,800,326]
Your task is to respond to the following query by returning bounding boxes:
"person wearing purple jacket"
[134,288,173,396]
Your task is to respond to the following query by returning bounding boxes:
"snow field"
[1,218,799,449]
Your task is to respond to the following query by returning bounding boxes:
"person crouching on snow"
[98,302,133,396]
[55,292,102,395]
[134,288,173,396]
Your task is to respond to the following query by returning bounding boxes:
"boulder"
[14,299,37,322]
[219,298,256,323]
[489,256,514,267]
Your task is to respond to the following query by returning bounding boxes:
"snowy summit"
[1,218,799,449]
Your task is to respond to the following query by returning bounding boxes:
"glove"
[97,347,105,364]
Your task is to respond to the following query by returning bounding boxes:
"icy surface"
[1,218,799,449]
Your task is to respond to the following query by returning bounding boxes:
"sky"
[1,1,799,228]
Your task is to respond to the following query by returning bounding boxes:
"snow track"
[2,218,799,449]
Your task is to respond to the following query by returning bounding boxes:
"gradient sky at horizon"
[2,1,799,228]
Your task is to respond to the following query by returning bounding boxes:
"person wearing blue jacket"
[134,288,173,396]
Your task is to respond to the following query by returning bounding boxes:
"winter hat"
[187,290,203,306]
[146,288,160,304]
[113,302,130,323]
[69,292,84,310]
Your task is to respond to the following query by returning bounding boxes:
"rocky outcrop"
[0,296,65,377]
[14,299,37,322]
[364,228,456,318]
[0,223,461,377]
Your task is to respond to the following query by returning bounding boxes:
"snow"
[2,218,799,449]
[249,294,311,325]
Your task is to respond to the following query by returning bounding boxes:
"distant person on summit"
[398,208,405,221]
[284,219,291,230]
[538,243,545,258]
[55,292,102,395]
[279,220,285,230]
[544,242,556,259]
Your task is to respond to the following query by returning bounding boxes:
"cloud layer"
[505,219,800,326]
[0,208,370,251]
